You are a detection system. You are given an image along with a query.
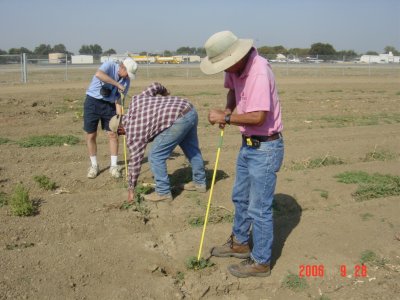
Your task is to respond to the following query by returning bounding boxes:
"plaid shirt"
[122,82,192,189]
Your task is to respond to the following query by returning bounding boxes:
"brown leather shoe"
[143,192,173,202]
[228,258,271,278]
[180,181,207,193]
[210,234,250,259]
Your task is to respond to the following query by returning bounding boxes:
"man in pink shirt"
[201,31,284,278]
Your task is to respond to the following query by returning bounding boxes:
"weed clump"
[185,256,214,270]
[10,184,35,216]
[282,272,309,291]
[33,175,57,191]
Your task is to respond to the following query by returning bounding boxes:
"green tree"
[287,48,310,56]
[336,50,358,60]
[91,44,102,55]
[79,45,91,54]
[9,47,32,54]
[103,48,116,55]
[52,44,67,53]
[309,43,336,56]
[163,50,173,56]
[34,44,52,55]
[366,51,379,55]
[384,46,399,55]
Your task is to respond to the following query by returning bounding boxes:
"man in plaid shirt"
[120,82,206,202]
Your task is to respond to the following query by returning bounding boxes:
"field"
[1,64,400,299]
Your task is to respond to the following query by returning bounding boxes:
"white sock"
[90,156,98,167]
[111,155,118,167]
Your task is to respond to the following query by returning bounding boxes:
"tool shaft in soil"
[197,128,224,261]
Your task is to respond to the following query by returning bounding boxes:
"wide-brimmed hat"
[123,57,138,79]
[109,114,122,132]
[200,31,253,75]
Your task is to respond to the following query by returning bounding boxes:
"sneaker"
[109,166,121,178]
[228,257,271,278]
[87,165,99,179]
[210,234,250,259]
[143,192,173,202]
[180,181,207,193]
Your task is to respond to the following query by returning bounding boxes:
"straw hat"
[200,31,253,75]
[123,57,138,79]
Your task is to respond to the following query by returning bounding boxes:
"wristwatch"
[224,114,231,125]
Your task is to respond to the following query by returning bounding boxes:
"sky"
[0,0,399,55]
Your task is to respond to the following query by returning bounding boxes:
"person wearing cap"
[200,31,284,278]
[109,82,206,202]
[84,57,137,179]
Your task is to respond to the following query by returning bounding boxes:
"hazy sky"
[1,0,399,54]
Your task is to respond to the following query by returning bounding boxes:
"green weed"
[6,242,35,250]
[0,192,8,207]
[335,171,400,201]
[0,137,12,145]
[18,135,80,147]
[33,175,57,191]
[282,273,308,292]
[290,155,344,170]
[396,91,400,96]
[185,256,214,270]
[362,149,397,162]
[359,250,387,267]
[10,184,35,216]
[188,207,234,227]
[360,213,373,221]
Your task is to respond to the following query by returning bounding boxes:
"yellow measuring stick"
[197,128,224,261]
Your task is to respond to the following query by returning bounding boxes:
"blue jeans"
[149,108,206,195]
[232,137,284,264]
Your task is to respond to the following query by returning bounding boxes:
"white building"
[71,55,93,64]
[360,52,400,64]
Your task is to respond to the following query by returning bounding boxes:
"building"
[360,52,400,64]
[48,53,65,64]
[71,55,93,64]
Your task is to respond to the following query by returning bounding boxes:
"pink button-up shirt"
[224,48,283,136]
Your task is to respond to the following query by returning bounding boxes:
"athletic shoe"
[109,166,121,178]
[87,165,99,179]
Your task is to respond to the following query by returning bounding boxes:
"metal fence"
[0,53,399,85]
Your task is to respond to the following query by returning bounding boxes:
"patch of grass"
[318,113,400,127]
[314,189,329,199]
[185,256,214,270]
[396,91,400,96]
[328,89,343,92]
[0,192,8,207]
[335,171,400,201]
[0,137,12,145]
[290,155,344,170]
[33,175,57,191]
[359,250,387,267]
[18,135,80,147]
[282,273,308,292]
[362,148,397,162]
[188,206,234,227]
[360,213,373,221]
[10,184,36,216]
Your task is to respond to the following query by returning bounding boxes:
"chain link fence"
[0,53,399,85]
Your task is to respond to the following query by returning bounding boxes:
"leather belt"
[242,132,282,143]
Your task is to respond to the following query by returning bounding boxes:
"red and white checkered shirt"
[122,82,192,189]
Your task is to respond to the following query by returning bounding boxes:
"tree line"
[0,43,399,58]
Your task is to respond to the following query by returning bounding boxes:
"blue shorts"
[83,95,116,133]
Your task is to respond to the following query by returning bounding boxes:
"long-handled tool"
[197,128,224,261]
[120,92,129,181]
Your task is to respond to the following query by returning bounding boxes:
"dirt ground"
[0,67,399,299]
